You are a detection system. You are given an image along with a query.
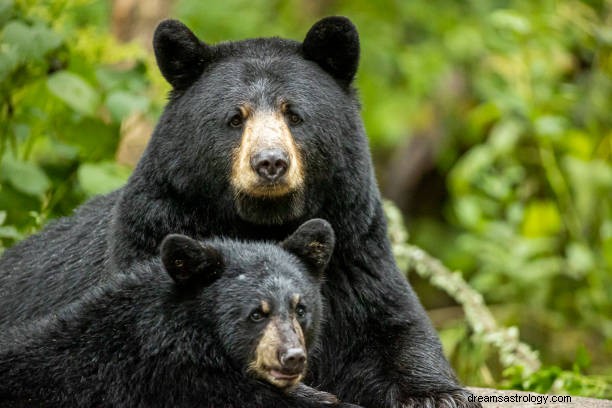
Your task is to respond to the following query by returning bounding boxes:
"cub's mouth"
[260,365,304,388]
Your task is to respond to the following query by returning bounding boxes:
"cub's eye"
[295,304,307,318]
[287,112,302,126]
[229,113,244,128]
[249,310,265,322]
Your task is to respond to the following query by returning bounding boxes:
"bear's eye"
[287,112,302,126]
[249,310,265,322]
[295,304,307,318]
[229,113,244,128]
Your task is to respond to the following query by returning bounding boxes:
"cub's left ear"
[302,16,360,84]
[281,219,335,278]
[160,234,224,286]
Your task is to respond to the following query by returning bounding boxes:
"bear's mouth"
[233,189,306,225]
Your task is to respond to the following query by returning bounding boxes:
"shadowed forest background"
[0,0,610,398]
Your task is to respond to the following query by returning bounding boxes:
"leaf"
[0,225,21,240]
[1,20,63,63]
[0,0,13,26]
[566,242,595,277]
[489,119,523,154]
[489,9,531,35]
[77,162,131,197]
[47,71,100,116]
[0,155,50,197]
[0,44,20,82]
[534,115,569,141]
[521,200,562,237]
[105,91,150,122]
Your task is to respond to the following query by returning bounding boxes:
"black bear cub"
[0,219,353,408]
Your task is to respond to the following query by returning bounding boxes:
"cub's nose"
[250,149,289,182]
[279,347,306,374]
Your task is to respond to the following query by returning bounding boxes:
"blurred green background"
[0,0,610,398]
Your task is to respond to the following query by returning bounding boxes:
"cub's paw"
[402,389,482,408]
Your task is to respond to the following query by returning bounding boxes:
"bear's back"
[0,190,119,328]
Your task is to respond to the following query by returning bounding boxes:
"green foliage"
[0,0,157,251]
[437,1,612,380]
[503,346,612,399]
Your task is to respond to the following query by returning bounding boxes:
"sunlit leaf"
[521,200,562,237]
[1,20,62,62]
[489,9,531,35]
[77,161,131,197]
[47,71,100,116]
[105,91,150,122]
[0,155,50,197]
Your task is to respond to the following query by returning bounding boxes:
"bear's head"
[147,17,367,226]
[159,219,335,389]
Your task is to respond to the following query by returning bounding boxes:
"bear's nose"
[250,149,289,182]
[279,347,306,373]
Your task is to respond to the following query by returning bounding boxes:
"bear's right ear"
[302,16,360,84]
[281,219,335,279]
[153,19,211,90]
[160,234,223,286]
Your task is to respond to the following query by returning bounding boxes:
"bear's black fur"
[0,17,480,407]
[0,220,358,407]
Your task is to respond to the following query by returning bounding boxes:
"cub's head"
[160,219,335,388]
[150,17,364,225]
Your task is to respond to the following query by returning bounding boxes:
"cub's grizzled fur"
[0,220,361,407]
[0,17,480,407]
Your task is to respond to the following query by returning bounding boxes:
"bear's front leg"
[399,389,482,408]
[291,383,366,407]
[316,268,482,408]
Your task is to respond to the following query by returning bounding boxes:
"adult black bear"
[0,17,480,407]
[0,220,358,407]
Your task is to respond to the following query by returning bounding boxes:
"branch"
[384,200,541,376]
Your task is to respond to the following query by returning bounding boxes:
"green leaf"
[77,162,131,197]
[0,43,20,82]
[0,0,13,26]
[1,20,62,63]
[566,242,595,277]
[489,119,522,154]
[0,155,50,197]
[47,71,100,116]
[521,200,562,237]
[105,91,150,122]
[534,115,569,141]
[489,10,531,35]
[0,225,21,240]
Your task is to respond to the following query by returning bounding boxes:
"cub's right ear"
[153,19,211,90]
[281,219,335,279]
[160,234,223,286]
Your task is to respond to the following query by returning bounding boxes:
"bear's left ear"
[302,16,360,84]
[153,19,211,90]
[160,234,224,286]
[281,219,335,279]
